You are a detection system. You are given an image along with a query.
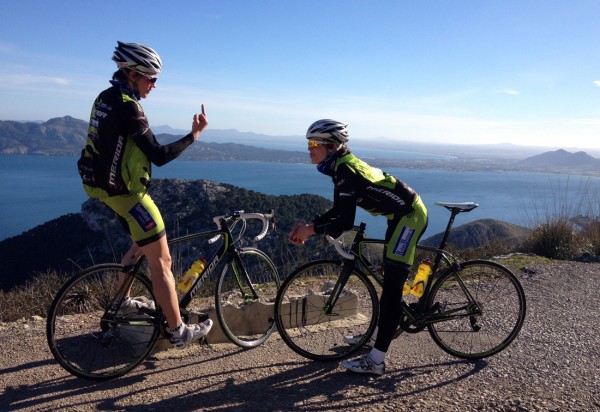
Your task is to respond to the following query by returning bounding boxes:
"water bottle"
[410,258,432,297]
[177,258,206,292]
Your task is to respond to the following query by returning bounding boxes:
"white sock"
[167,322,185,337]
[370,326,378,341]
[369,348,386,364]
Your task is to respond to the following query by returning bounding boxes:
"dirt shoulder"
[1,262,599,411]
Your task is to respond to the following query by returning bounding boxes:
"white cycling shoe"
[169,320,213,349]
[343,334,376,348]
[340,353,385,376]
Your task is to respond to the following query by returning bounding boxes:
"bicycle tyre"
[215,248,280,348]
[46,263,160,381]
[427,260,526,359]
[274,259,379,361]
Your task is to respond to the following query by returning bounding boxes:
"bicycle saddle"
[435,202,479,212]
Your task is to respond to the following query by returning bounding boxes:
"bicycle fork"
[229,252,260,302]
[323,260,355,316]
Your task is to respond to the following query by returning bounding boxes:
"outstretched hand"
[192,104,208,139]
[288,222,315,245]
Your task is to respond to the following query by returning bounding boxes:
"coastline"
[2,154,600,241]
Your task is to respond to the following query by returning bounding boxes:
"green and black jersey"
[313,151,418,238]
[78,84,194,198]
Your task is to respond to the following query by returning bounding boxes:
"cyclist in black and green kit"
[77,41,212,348]
[289,119,428,376]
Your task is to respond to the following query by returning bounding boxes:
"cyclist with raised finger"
[77,41,213,348]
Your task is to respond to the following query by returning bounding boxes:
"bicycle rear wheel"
[46,264,159,381]
[275,260,379,361]
[215,248,280,348]
[427,260,526,359]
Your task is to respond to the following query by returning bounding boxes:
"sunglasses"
[308,140,325,149]
[136,71,158,84]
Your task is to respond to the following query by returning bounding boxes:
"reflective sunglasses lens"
[308,140,319,149]
[137,71,158,83]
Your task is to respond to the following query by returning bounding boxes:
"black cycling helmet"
[306,119,349,144]
[112,41,162,74]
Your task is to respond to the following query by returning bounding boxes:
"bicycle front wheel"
[215,248,280,348]
[427,260,526,359]
[275,260,379,361]
[46,264,160,381]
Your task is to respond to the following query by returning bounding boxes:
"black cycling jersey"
[313,150,417,238]
[78,83,194,197]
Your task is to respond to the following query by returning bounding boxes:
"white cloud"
[593,80,600,87]
[0,73,70,86]
[503,89,519,95]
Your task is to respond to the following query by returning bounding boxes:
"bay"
[1,154,599,241]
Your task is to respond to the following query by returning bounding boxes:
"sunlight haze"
[1,0,599,149]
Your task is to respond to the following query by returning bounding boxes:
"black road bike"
[47,210,279,380]
[274,202,526,361]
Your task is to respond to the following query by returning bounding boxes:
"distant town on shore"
[1,116,599,176]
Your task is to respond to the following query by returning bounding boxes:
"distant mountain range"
[0,116,307,163]
[1,116,599,174]
[518,149,600,170]
[0,116,87,155]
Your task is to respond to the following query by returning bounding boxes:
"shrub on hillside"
[517,177,600,261]
[520,218,583,260]
[581,220,600,258]
[0,271,67,322]
[453,239,516,261]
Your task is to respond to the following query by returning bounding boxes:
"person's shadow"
[1,347,488,411]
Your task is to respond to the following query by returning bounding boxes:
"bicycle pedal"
[427,302,441,314]
[198,336,211,348]
[197,313,210,323]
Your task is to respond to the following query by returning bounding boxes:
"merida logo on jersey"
[109,135,125,187]
[365,186,406,206]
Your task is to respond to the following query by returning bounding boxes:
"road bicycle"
[47,210,279,381]
[274,202,526,362]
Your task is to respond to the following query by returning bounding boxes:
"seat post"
[437,208,460,251]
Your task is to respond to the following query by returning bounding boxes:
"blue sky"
[1,0,600,149]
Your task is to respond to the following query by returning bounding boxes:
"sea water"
[1,154,599,241]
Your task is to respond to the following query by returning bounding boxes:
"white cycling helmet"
[112,41,162,74]
[306,119,349,144]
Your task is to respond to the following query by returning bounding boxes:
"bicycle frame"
[168,225,233,309]
[169,213,270,311]
[112,211,272,319]
[324,203,484,331]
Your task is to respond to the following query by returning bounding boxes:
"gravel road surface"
[1,261,598,411]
